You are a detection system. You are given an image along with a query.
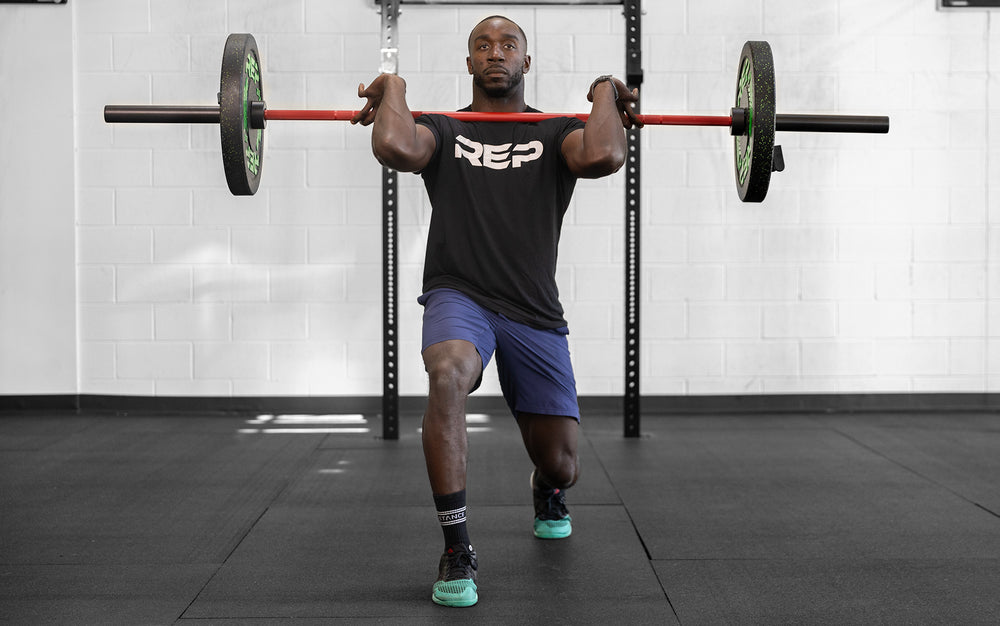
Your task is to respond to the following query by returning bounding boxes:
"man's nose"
[488,44,504,60]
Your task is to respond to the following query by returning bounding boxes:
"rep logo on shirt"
[454,135,544,170]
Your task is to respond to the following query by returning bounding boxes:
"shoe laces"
[441,545,477,581]
[536,486,569,520]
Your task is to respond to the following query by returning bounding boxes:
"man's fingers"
[351,99,375,125]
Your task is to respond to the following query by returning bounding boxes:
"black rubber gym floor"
[2,410,999,624]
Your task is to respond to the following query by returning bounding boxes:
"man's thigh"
[494,319,579,420]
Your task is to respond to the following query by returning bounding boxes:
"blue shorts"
[418,288,580,420]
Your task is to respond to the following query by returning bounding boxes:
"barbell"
[104,33,889,201]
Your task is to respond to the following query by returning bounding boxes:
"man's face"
[466,18,530,97]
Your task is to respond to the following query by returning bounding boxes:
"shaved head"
[468,15,527,54]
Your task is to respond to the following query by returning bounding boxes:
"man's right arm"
[351,73,437,173]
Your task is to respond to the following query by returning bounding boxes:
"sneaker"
[432,543,478,607]
[531,469,572,539]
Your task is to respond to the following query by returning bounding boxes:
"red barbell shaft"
[263,108,733,127]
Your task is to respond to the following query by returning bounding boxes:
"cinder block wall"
[0,5,75,395]
[5,0,999,398]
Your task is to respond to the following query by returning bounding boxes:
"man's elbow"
[578,147,626,179]
[373,137,421,173]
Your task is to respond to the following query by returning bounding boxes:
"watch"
[589,75,619,101]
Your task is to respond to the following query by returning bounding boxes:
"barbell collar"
[250,101,267,129]
[730,107,748,136]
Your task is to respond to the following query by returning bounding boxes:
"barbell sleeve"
[104,105,221,124]
[775,114,889,134]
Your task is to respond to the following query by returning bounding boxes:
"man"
[352,15,640,608]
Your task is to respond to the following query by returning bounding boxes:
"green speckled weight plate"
[220,33,263,196]
[734,41,775,203]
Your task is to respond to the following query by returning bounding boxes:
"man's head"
[466,15,530,99]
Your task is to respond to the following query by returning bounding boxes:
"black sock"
[433,489,471,549]
[534,470,553,491]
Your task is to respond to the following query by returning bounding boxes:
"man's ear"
[523,54,531,74]
[467,56,474,74]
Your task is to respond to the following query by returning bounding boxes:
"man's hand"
[587,76,642,129]
[351,73,406,126]
[350,72,436,173]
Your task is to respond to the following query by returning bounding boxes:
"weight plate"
[734,41,775,203]
[220,33,263,196]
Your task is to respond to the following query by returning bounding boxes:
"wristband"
[589,75,619,101]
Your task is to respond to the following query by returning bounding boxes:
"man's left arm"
[561,77,642,179]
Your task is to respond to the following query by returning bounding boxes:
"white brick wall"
[0,0,982,397]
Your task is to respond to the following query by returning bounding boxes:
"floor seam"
[833,427,999,518]
[583,433,683,624]
[175,438,325,623]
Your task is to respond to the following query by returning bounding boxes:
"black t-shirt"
[414,107,585,328]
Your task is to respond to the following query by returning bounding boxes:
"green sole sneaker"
[531,470,572,539]
[432,544,478,607]
[432,579,478,607]
[533,516,572,539]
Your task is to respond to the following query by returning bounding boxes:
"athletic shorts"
[418,288,580,420]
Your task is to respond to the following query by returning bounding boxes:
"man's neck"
[470,89,526,113]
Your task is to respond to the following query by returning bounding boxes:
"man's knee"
[518,413,580,488]
[424,340,482,399]
[538,449,578,489]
